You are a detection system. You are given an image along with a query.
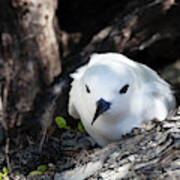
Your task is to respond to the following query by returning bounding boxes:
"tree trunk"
[0,0,61,131]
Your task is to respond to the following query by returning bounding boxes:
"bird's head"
[81,58,138,126]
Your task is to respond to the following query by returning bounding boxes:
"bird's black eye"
[85,85,91,93]
[119,84,129,94]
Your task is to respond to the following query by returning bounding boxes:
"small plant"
[55,116,86,132]
[55,116,70,130]
[0,167,9,180]
[28,165,47,176]
[77,122,85,132]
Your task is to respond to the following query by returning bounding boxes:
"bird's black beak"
[91,98,111,126]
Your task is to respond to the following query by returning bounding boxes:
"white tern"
[68,53,176,146]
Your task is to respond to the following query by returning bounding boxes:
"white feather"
[68,53,176,146]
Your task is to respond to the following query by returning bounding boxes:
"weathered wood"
[0,0,61,129]
[54,115,180,180]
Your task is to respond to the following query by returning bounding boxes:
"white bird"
[68,53,176,147]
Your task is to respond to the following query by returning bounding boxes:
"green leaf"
[29,170,42,176]
[0,168,9,180]
[37,165,47,172]
[77,122,85,132]
[55,117,66,128]
[2,167,8,175]
[55,117,70,130]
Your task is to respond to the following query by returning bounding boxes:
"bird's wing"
[137,63,176,120]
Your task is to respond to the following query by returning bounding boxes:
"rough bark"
[0,0,61,130]
[54,114,180,180]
